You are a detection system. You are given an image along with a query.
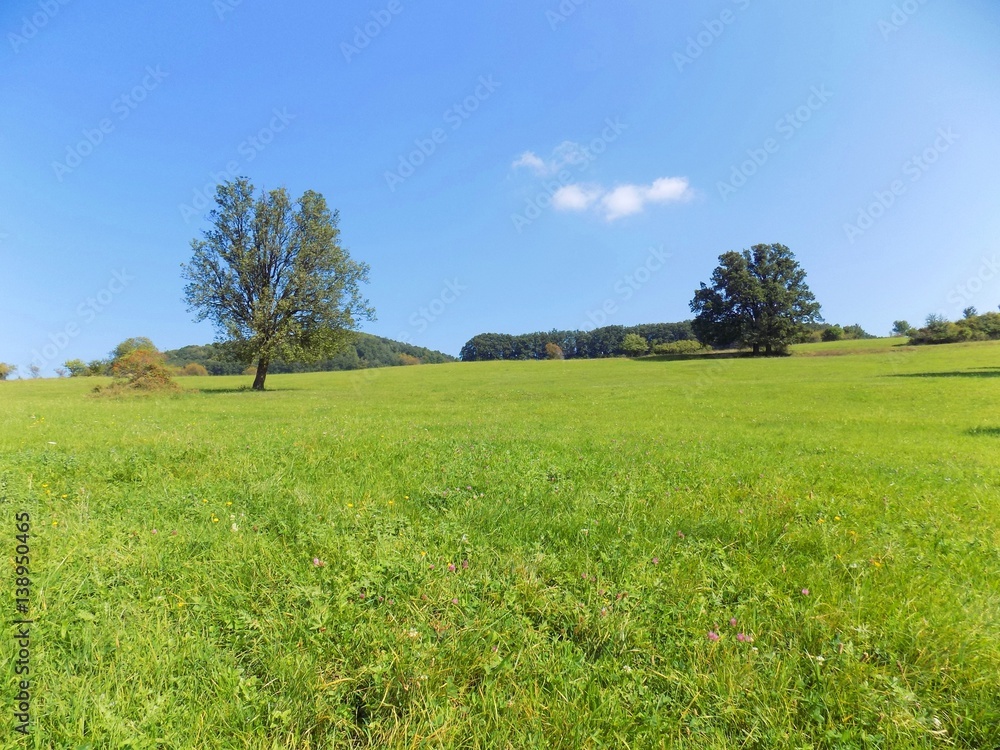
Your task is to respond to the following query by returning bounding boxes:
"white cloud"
[552,177,694,221]
[512,151,547,174]
[553,184,602,211]
[512,141,589,176]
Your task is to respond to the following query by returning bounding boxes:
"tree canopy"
[690,243,822,355]
[182,179,374,389]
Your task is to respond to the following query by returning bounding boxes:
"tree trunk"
[765,343,773,356]
[252,356,269,391]
[752,343,760,356]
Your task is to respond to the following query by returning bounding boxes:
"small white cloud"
[646,177,693,204]
[512,141,590,176]
[512,151,547,174]
[553,184,601,211]
[553,177,694,221]
[602,185,646,220]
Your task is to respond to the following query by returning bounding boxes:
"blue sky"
[2,1,999,373]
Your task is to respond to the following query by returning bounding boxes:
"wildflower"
[429,564,435,570]
[451,598,459,605]
[420,551,426,557]
[448,563,456,573]
[652,557,659,565]
[347,503,354,508]
[677,531,685,539]
[730,618,737,628]
[801,588,810,596]
[461,559,469,569]
[231,523,238,532]
[202,499,208,503]
[818,518,825,524]
[737,633,749,642]
[151,529,158,535]
[225,501,232,506]
[834,515,841,521]
[313,558,326,567]
[52,520,58,527]
[581,529,589,536]
[170,530,178,536]
[707,631,720,642]
[600,607,608,617]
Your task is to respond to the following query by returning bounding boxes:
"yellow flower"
[226,501,232,506]
[817,518,825,524]
[202,499,208,503]
[52,521,58,527]
[420,551,426,557]
[388,500,394,505]
[61,494,67,499]
[347,503,354,508]
[42,483,48,488]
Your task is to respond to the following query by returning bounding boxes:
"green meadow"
[2,339,999,749]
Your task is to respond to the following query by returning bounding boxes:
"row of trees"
[459,323,697,361]
[899,308,1000,345]
[460,245,879,360]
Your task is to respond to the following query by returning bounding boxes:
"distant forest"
[459,321,876,361]
[460,323,697,361]
[164,333,455,375]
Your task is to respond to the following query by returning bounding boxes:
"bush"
[653,340,706,355]
[94,348,180,395]
[179,362,209,377]
[0,363,15,381]
[65,359,89,377]
[822,325,844,342]
[544,343,564,360]
[621,333,649,357]
[398,354,421,366]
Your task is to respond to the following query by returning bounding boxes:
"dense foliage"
[691,244,822,355]
[459,322,695,361]
[909,311,1000,345]
[182,179,374,389]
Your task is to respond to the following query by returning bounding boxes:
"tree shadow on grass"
[892,368,1000,379]
[968,427,1000,437]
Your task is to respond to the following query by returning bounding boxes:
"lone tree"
[182,179,374,390]
[690,243,821,356]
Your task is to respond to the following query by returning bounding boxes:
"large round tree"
[690,243,822,356]
[182,179,374,390]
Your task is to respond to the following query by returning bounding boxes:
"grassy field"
[2,339,999,748]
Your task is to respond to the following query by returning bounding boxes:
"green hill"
[164,333,455,375]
